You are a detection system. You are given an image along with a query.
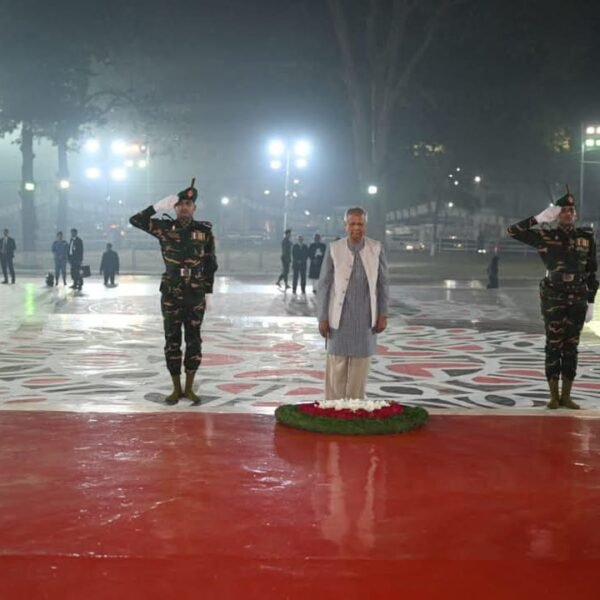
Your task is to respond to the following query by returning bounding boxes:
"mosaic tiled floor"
[0,276,598,413]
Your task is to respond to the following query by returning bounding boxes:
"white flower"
[316,398,391,412]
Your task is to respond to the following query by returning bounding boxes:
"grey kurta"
[317,238,389,357]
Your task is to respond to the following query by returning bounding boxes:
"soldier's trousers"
[540,281,587,380]
[161,285,206,376]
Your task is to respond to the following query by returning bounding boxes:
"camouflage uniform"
[507,216,598,383]
[130,206,217,376]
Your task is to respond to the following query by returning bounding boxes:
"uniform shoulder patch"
[195,220,213,230]
[577,227,594,237]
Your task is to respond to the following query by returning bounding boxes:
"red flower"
[297,402,404,420]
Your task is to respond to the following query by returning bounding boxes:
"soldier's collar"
[177,217,193,228]
[558,223,575,234]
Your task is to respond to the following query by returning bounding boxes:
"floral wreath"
[275,399,428,435]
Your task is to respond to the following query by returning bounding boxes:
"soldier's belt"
[165,266,202,277]
[545,271,585,284]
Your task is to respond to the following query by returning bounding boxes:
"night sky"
[2,0,600,221]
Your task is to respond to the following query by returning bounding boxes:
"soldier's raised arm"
[129,195,178,237]
[506,205,561,247]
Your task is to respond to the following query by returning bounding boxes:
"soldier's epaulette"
[195,220,213,230]
[577,226,594,236]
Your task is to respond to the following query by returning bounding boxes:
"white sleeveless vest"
[328,237,381,329]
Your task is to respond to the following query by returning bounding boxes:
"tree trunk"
[19,122,36,251]
[430,195,441,257]
[56,130,70,233]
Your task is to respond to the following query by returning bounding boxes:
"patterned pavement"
[0,275,598,413]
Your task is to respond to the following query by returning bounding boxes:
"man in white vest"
[317,207,389,399]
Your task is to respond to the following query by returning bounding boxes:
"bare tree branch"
[366,0,381,74]
[327,0,361,98]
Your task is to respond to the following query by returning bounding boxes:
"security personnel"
[276,228,292,289]
[291,234,310,294]
[129,179,218,405]
[68,228,84,290]
[0,228,16,284]
[507,192,598,409]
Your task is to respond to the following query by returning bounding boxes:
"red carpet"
[1,411,599,599]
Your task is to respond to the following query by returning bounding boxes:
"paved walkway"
[0,276,598,413]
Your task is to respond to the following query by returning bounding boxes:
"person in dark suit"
[308,233,326,293]
[0,229,16,284]
[68,228,84,290]
[292,235,310,294]
[486,254,499,289]
[51,231,68,286]
[276,229,292,290]
[99,243,120,286]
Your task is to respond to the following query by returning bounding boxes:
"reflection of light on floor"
[587,321,600,337]
[24,283,37,317]
[585,304,600,338]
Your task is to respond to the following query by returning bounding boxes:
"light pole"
[579,124,600,221]
[268,139,311,233]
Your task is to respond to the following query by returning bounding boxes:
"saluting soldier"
[507,191,597,409]
[129,179,218,405]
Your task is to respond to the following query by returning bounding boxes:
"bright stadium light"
[221,196,230,206]
[268,139,285,157]
[84,139,100,153]
[265,136,314,234]
[586,126,596,135]
[111,140,127,155]
[304,210,310,216]
[264,189,271,195]
[85,167,101,180]
[294,140,311,157]
[367,184,378,195]
[110,167,127,182]
[448,201,454,208]
[474,175,482,183]
[24,182,35,191]
[59,179,70,190]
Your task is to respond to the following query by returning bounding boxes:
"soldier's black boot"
[165,375,182,405]
[546,379,560,409]
[184,370,201,405]
[559,378,580,410]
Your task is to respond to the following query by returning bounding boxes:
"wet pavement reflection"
[1,276,599,598]
[0,275,598,413]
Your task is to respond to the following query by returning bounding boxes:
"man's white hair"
[344,206,368,223]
